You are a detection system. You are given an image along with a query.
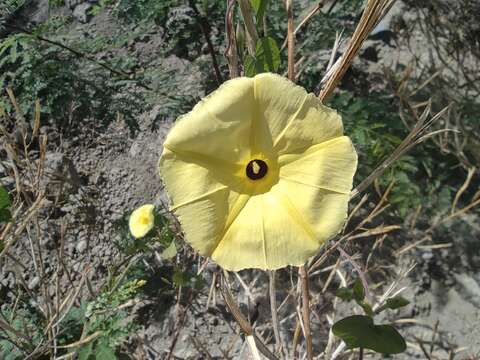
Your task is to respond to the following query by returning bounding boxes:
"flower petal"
[160,148,243,208]
[279,136,357,194]
[173,189,243,256]
[271,182,351,245]
[254,73,343,155]
[211,193,318,271]
[273,94,344,155]
[164,77,255,164]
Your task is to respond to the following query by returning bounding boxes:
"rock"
[422,251,434,261]
[76,239,88,253]
[73,3,93,23]
[360,45,379,62]
[28,276,40,290]
[45,152,65,172]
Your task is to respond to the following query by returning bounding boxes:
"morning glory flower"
[159,73,357,271]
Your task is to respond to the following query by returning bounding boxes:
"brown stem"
[281,1,325,50]
[299,265,313,360]
[286,0,295,81]
[224,0,239,78]
[269,271,284,357]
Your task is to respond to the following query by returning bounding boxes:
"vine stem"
[299,265,313,360]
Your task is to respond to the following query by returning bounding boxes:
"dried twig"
[451,167,476,214]
[219,275,279,360]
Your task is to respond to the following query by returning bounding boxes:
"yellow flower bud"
[129,204,155,238]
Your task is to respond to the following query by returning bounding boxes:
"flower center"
[246,159,268,180]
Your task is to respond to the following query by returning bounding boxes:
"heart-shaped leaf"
[332,315,406,354]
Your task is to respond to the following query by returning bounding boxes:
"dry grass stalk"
[319,0,396,102]
[351,104,450,199]
[286,0,295,81]
[451,166,476,214]
[269,271,285,357]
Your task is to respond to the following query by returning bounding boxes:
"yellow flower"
[159,73,357,271]
[129,204,155,238]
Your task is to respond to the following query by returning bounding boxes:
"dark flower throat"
[246,159,268,180]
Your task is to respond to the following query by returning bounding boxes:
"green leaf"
[332,315,407,354]
[0,186,10,209]
[336,287,353,301]
[236,22,246,59]
[250,0,269,24]
[255,36,280,73]
[353,278,365,302]
[386,296,410,310]
[244,54,262,77]
[96,339,117,360]
[359,301,374,317]
[172,270,189,287]
[78,341,94,360]
[161,240,177,259]
[0,186,11,223]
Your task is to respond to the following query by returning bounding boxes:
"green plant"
[0,277,144,360]
[0,0,27,33]
[333,278,409,355]
[114,0,178,25]
[74,279,145,360]
[0,186,11,224]
[244,36,281,76]
[0,22,146,133]
[0,306,45,360]
[48,0,65,7]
